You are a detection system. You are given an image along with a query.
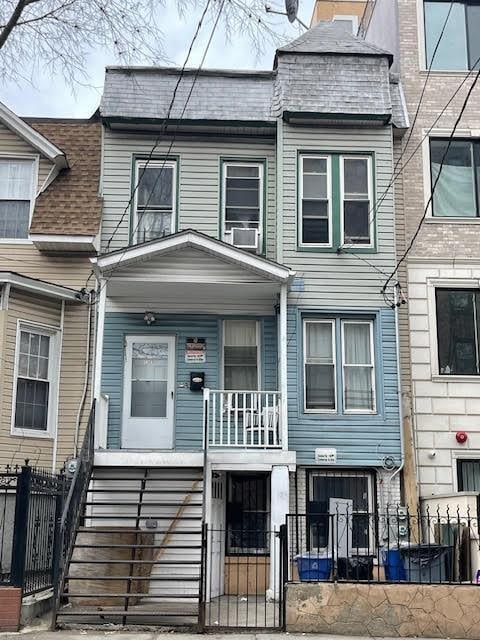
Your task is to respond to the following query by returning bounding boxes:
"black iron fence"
[0,463,68,596]
[286,509,480,585]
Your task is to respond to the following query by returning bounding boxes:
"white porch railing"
[204,389,282,448]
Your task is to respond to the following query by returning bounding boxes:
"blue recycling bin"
[296,554,332,581]
[382,548,407,581]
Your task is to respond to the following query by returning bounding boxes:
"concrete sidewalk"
[0,632,449,640]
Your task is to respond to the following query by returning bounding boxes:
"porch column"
[279,282,288,449]
[267,464,289,601]
[93,278,107,449]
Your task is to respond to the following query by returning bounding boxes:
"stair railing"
[51,400,96,628]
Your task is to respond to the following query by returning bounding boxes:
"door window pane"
[135,161,175,243]
[301,156,330,245]
[223,320,258,390]
[436,289,480,375]
[14,329,51,431]
[424,2,468,70]
[226,473,269,555]
[430,139,476,217]
[130,342,168,417]
[305,321,335,410]
[342,322,375,411]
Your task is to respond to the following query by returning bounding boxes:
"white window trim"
[428,278,480,380]
[303,318,337,414]
[339,155,374,248]
[333,14,359,34]
[341,319,377,414]
[308,470,375,555]
[221,161,264,251]
[133,158,177,244]
[11,320,60,439]
[0,154,39,244]
[299,154,333,248]
[221,319,262,391]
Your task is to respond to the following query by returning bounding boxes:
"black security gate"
[199,524,287,630]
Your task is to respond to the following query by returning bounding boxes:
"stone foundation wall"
[285,582,480,639]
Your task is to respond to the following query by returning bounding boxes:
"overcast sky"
[2,2,309,119]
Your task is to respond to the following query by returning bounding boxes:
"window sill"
[0,239,33,244]
[419,70,473,77]
[297,246,378,254]
[425,217,480,224]
[432,375,480,383]
[11,427,54,439]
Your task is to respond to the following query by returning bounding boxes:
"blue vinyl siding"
[102,313,277,449]
[287,305,401,466]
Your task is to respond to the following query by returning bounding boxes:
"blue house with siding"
[56,21,408,627]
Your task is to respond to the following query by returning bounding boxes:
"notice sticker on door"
[185,337,206,363]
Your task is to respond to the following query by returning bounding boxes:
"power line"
[382,65,480,293]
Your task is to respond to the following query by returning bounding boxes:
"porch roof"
[91,230,295,284]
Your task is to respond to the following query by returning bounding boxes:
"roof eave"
[0,272,84,302]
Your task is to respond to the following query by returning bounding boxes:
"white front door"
[122,335,175,449]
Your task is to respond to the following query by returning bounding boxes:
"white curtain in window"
[0,160,33,199]
[306,322,332,362]
[343,323,373,411]
[432,162,476,217]
[224,320,257,346]
[344,323,371,364]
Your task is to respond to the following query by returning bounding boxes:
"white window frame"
[341,319,376,414]
[133,158,177,244]
[308,470,375,556]
[339,155,374,248]
[0,154,38,245]
[11,320,60,439]
[303,318,337,414]
[221,319,261,391]
[299,154,333,248]
[221,161,264,250]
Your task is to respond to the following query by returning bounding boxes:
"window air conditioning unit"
[231,227,258,250]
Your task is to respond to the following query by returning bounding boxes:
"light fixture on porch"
[143,311,156,325]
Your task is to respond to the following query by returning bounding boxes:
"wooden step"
[69,559,200,565]
[66,575,201,581]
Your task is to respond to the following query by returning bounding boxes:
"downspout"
[73,292,93,457]
[52,300,65,472]
[276,118,283,264]
[386,284,405,505]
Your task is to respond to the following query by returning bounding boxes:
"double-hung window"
[299,153,374,249]
[304,318,376,413]
[0,158,35,239]
[424,1,480,71]
[430,139,480,218]
[223,319,259,391]
[222,161,263,251]
[134,159,176,244]
[436,288,480,375]
[12,325,57,435]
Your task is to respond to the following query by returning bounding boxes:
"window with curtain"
[304,320,336,411]
[300,156,331,246]
[342,321,375,412]
[436,289,480,375]
[424,1,480,71]
[13,327,56,432]
[0,158,34,239]
[342,156,372,245]
[223,319,259,390]
[430,139,479,218]
[222,162,263,250]
[304,317,377,414]
[134,159,176,243]
[457,459,480,491]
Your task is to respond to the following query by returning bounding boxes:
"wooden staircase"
[55,466,204,628]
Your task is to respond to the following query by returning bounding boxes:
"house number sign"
[185,337,206,363]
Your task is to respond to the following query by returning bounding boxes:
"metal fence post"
[10,462,32,591]
[279,523,288,631]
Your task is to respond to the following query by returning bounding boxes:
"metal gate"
[199,524,286,630]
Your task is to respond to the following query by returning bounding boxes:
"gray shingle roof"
[100,67,275,122]
[389,73,409,129]
[276,20,393,62]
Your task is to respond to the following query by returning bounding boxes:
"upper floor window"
[12,325,58,435]
[0,158,35,239]
[436,288,480,375]
[304,318,376,413]
[223,319,260,390]
[134,159,176,244]
[222,161,263,252]
[299,153,374,249]
[424,1,480,71]
[430,139,479,217]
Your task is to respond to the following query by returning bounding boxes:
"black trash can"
[337,556,374,580]
[401,544,452,583]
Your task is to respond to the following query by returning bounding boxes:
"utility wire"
[382,66,480,293]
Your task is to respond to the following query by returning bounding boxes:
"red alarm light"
[456,431,468,444]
